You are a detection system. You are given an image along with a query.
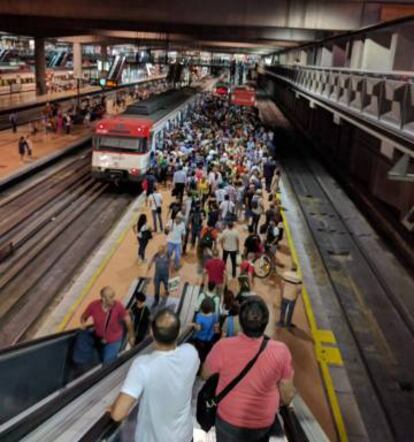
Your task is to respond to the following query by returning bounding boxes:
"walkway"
[0,94,139,181]
[0,123,91,180]
[0,85,101,111]
[38,182,338,441]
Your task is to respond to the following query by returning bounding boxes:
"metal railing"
[263,65,414,141]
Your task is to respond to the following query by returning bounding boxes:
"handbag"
[142,229,153,241]
[196,336,269,432]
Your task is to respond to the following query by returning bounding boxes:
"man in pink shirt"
[201,296,295,442]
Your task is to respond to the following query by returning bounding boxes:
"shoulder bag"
[196,336,269,432]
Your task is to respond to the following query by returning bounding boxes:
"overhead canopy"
[0,0,413,53]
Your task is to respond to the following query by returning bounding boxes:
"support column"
[34,37,47,96]
[73,42,82,79]
[392,24,414,71]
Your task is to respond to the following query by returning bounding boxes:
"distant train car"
[230,85,256,106]
[0,69,75,95]
[213,82,230,97]
[92,89,198,183]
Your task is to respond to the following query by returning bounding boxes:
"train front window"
[96,136,147,153]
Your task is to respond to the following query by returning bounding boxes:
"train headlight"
[130,168,140,176]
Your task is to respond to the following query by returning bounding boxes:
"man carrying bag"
[199,296,295,441]
[197,336,269,433]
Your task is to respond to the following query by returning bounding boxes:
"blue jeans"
[167,241,182,269]
[100,339,122,365]
[154,272,169,302]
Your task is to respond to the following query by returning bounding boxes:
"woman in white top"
[133,214,152,262]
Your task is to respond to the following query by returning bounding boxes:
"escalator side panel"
[0,333,76,424]
[0,278,147,428]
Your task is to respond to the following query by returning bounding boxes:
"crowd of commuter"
[61,82,303,442]
[104,92,301,441]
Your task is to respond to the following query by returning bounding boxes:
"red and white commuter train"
[92,89,199,183]
[230,85,256,107]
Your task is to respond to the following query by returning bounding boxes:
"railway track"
[259,100,414,440]
[0,150,135,348]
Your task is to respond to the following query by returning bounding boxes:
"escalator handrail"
[115,56,126,82]
[108,56,120,80]
[0,328,78,357]
[279,404,310,442]
[0,282,190,442]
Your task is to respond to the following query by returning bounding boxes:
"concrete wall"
[392,24,414,71]
[332,43,347,67]
[361,32,397,72]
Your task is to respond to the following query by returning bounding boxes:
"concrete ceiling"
[0,0,413,54]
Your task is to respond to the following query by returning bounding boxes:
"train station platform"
[0,85,101,112]
[0,120,91,182]
[0,90,141,184]
[36,174,339,440]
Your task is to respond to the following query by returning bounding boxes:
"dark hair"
[200,297,214,314]
[223,288,235,311]
[137,214,147,231]
[227,221,234,229]
[135,291,146,303]
[239,296,269,338]
[207,281,216,292]
[151,308,180,345]
[248,225,254,234]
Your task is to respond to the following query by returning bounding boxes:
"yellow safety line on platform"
[280,204,348,442]
[56,202,142,332]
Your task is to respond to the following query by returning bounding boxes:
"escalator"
[0,277,148,427]
[106,55,126,87]
[0,50,10,62]
[48,52,58,68]
[56,52,68,68]
[48,52,68,69]
[0,279,331,442]
[0,282,199,442]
